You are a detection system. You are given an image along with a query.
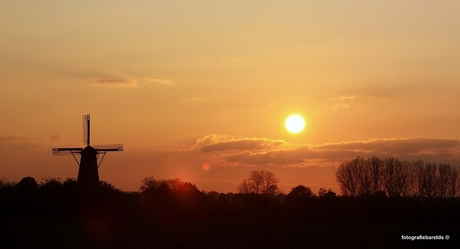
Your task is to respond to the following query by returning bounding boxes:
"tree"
[288,185,315,199]
[356,157,372,197]
[15,176,39,200]
[421,163,438,199]
[140,176,206,219]
[411,159,425,200]
[437,164,451,199]
[382,157,399,197]
[238,170,280,196]
[38,177,63,202]
[286,185,315,206]
[336,158,359,197]
[368,156,384,194]
[448,165,459,200]
[396,160,412,198]
[318,188,336,199]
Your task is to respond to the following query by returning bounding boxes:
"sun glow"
[285,114,305,133]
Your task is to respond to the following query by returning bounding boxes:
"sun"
[285,114,305,133]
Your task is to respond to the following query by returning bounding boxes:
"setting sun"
[285,114,305,133]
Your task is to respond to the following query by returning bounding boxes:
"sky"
[1,1,460,194]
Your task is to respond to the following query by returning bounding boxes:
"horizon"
[2,1,460,194]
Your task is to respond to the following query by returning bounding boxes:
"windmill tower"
[52,114,123,185]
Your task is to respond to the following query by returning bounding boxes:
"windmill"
[52,114,123,185]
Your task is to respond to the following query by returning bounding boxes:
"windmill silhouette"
[52,114,123,185]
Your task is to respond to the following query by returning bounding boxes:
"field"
[2,218,457,249]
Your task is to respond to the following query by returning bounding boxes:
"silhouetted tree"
[206,191,220,201]
[396,160,412,198]
[356,157,372,197]
[285,185,316,221]
[238,170,280,196]
[0,180,16,218]
[38,177,63,199]
[438,164,451,199]
[290,185,315,197]
[140,177,207,220]
[0,179,16,196]
[368,156,384,194]
[317,188,333,198]
[336,158,359,197]
[337,156,460,202]
[98,180,120,193]
[421,163,438,199]
[382,157,400,197]
[448,165,459,200]
[15,176,39,200]
[411,159,425,200]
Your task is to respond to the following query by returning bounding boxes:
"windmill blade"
[94,144,123,152]
[82,114,90,146]
[52,147,83,156]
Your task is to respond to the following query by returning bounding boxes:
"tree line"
[1,157,459,225]
[336,156,460,199]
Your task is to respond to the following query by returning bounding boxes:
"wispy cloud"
[142,78,176,86]
[267,101,277,107]
[190,97,204,101]
[49,134,61,141]
[327,103,350,112]
[0,135,45,150]
[89,78,139,87]
[330,95,356,101]
[328,95,356,112]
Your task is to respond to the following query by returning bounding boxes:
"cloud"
[226,148,309,165]
[49,134,61,141]
[0,135,45,150]
[191,134,289,152]
[190,97,204,101]
[142,78,176,86]
[328,95,356,112]
[88,77,176,87]
[328,103,350,111]
[316,138,460,156]
[267,102,277,107]
[192,135,460,168]
[313,138,460,165]
[330,95,356,101]
[89,78,139,87]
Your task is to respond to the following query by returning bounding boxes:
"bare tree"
[336,158,359,197]
[419,163,438,199]
[411,160,425,200]
[381,157,397,197]
[238,170,280,196]
[448,165,459,200]
[396,160,412,198]
[336,156,456,200]
[356,157,372,197]
[438,164,451,199]
[368,156,384,194]
[238,180,253,195]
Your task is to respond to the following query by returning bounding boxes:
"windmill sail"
[52,147,83,156]
[94,144,124,152]
[82,114,90,146]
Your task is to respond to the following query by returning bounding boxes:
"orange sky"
[1,1,460,193]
